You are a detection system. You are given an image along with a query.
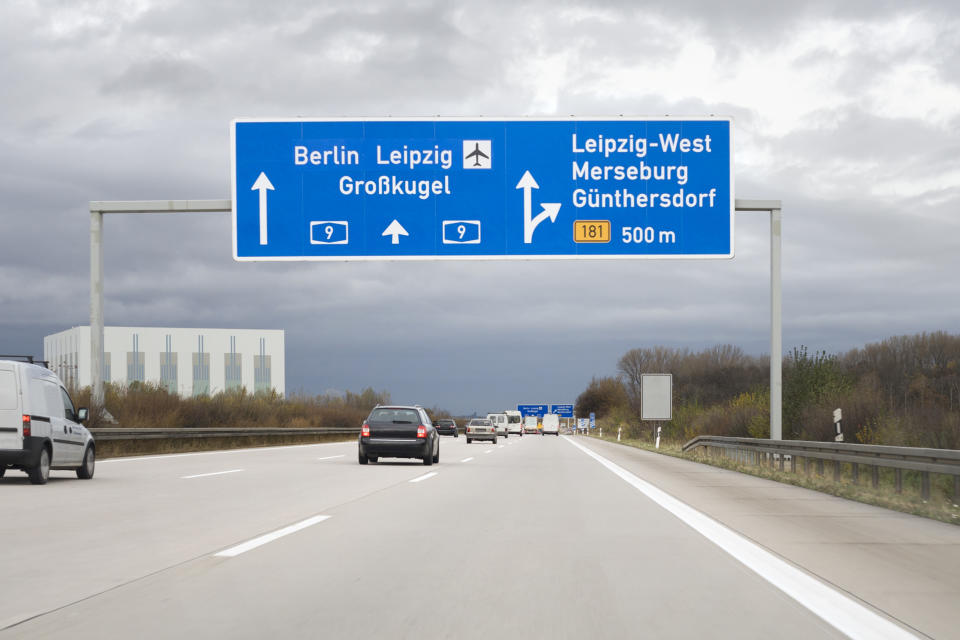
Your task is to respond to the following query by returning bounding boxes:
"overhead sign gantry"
[231,117,733,261]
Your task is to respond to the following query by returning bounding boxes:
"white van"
[541,413,560,436]
[0,358,95,484]
[485,412,509,438]
[505,410,523,436]
[523,415,540,434]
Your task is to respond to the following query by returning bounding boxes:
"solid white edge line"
[461,457,474,462]
[215,515,331,558]
[316,455,345,461]
[181,469,244,479]
[484,449,493,454]
[562,436,917,640]
[409,471,438,483]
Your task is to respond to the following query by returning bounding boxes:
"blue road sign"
[551,404,574,417]
[232,118,733,261]
[589,412,596,429]
[518,404,548,417]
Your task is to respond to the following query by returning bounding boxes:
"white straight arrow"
[251,172,274,245]
[382,219,409,244]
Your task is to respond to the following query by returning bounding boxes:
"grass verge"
[588,435,960,526]
[97,433,355,459]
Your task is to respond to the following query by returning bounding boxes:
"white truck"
[486,412,509,438]
[541,413,560,436]
[505,410,523,436]
[0,358,95,484]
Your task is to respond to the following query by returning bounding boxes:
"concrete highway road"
[1,434,956,638]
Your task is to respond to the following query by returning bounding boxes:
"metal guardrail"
[90,427,360,441]
[682,435,960,502]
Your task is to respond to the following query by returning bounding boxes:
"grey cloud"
[101,57,216,98]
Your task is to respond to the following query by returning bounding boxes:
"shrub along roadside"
[95,432,355,459]
[589,434,960,526]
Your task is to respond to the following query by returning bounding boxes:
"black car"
[434,418,459,437]
[358,405,439,466]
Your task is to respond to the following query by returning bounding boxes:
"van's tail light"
[417,425,426,438]
[361,423,370,437]
[22,415,31,437]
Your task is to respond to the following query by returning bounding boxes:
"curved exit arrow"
[517,170,560,243]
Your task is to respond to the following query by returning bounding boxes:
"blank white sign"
[641,374,672,420]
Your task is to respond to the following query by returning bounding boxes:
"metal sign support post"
[88,200,231,411]
[734,199,782,440]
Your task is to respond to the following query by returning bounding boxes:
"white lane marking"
[562,436,918,640]
[498,445,505,449]
[484,449,493,454]
[317,455,345,461]
[102,441,350,463]
[461,457,474,463]
[181,469,244,479]
[215,515,331,558]
[409,472,438,483]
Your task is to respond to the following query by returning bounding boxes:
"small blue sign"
[551,404,574,417]
[518,404,548,417]
[589,412,596,429]
[232,118,733,261]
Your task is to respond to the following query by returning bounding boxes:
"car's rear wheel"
[423,450,433,466]
[0,466,6,478]
[493,436,497,444]
[433,442,439,463]
[368,456,378,463]
[77,446,95,479]
[28,447,50,485]
[467,438,472,444]
[358,450,368,465]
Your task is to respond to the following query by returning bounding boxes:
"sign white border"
[230,116,735,262]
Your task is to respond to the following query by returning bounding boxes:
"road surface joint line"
[562,436,920,640]
[316,455,345,461]
[409,472,438,483]
[461,457,474,462]
[181,469,244,479]
[214,515,331,558]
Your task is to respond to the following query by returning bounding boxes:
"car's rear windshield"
[469,419,491,426]
[368,408,420,424]
[436,419,454,425]
[508,415,521,423]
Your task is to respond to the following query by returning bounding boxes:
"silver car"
[465,418,497,444]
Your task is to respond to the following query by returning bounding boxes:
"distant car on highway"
[505,410,523,436]
[0,357,94,484]
[523,416,540,434]
[358,405,439,466]
[434,418,459,437]
[541,413,560,436]
[486,412,509,438]
[465,418,497,444]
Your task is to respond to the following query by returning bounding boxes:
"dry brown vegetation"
[73,383,392,430]
[576,331,960,450]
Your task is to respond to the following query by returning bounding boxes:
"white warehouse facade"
[44,327,285,397]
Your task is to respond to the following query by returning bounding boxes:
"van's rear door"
[0,364,22,449]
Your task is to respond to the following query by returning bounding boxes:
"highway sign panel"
[518,404,548,417]
[551,404,574,417]
[232,117,733,261]
[589,412,596,429]
[641,374,673,420]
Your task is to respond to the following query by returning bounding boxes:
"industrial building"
[43,327,285,397]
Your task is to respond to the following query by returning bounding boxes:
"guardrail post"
[895,469,903,494]
[833,460,841,482]
[921,472,931,501]
[779,454,785,471]
[872,465,879,489]
[790,456,795,473]
[803,457,809,474]
[851,463,859,484]
[817,459,824,476]
[954,475,959,506]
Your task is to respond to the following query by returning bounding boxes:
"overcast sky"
[1,1,958,414]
